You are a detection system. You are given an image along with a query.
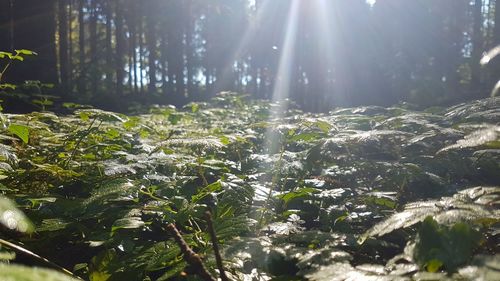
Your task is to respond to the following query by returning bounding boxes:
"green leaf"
[0,196,34,233]
[8,123,30,143]
[111,217,145,233]
[438,126,500,153]
[360,186,500,244]
[168,113,182,125]
[426,259,443,273]
[76,109,126,122]
[277,188,318,205]
[79,111,90,121]
[33,99,54,106]
[11,55,24,61]
[0,83,16,90]
[314,120,333,133]
[290,132,323,142]
[192,180,223,203]
[123,117,140,130]
[15,49,37,56]
[190,103,200,113]
[0,51,12,59]
[414,216,481,272]
[0,264,80,281]
[89,249,117,281]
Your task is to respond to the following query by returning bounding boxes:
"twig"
[166,223,216,281]
[64,117,99,168]
[205,211,229,281]
[0,239,82,279]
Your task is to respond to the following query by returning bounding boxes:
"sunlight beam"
[269,0,300,116]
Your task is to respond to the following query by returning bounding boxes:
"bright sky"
[249,0,377,7]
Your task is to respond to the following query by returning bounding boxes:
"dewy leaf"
[314,120,333,133]
[8,123,30,143]
[277,187,318,205]
[0,264,80,281]
[360,186,500,243]
[306,262,393,281]
[456,255,500,280]
[111,217,145,233]
[438,126,500,153]
[76,109,127,122]
[0,196,34,233]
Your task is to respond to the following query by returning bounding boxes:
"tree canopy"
[0,0,499,111]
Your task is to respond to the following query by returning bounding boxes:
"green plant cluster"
[0,93,499,280]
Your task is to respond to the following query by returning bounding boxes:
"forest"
[0,0,499,280]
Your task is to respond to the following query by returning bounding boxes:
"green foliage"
[0,49,37,84]
[8,123,30,143]
[360,186,499,243]
[0,94,498,280]
[0,264,80,281]
[414,217,482,273]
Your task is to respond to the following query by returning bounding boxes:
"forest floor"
[0,93,499,281]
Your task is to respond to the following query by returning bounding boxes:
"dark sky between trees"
[0,0,499,112]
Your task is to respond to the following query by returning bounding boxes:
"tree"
[58,0,70,95]
[6,0,58,84]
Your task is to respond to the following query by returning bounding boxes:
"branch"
[205,211,229,281]
[166,223,215,281]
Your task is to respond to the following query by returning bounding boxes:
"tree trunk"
[146,1,157,94]
[8,0,58,84]
[105,0,114,92]
[115,1,125,96]
[89,0,98,94]
[68,0,73,93]
[78,0,86,94]
[58,0,69,95]
[0,0,13,52]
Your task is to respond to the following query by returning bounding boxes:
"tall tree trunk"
[58,0,69,95]
[89,0,98,94]
[78,0,85,94]
[105,0,113,92]
[115,1,125,96]
[0,0,10,53]
[471,0,484,95]
[127,8,139,94]
[146,1,157,94]
[139,19,145,94]
[68,0,73,93]
[8,0,58,84]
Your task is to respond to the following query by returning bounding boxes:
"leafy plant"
[413,216,482,273]
[0,49,37,86]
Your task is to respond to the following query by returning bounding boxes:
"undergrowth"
[0,93,499,280]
